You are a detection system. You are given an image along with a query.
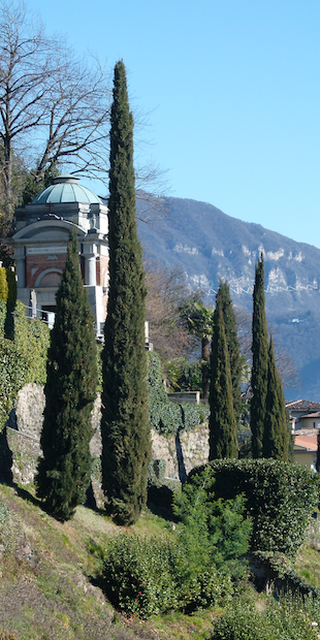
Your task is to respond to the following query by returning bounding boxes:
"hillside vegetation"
[0,482,217,640]
[1,466,320,640]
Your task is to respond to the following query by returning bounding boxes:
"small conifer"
[209,292,238,459]
[101,61,151,526]
[36,229,97,521]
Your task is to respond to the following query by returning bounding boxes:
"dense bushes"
[148,352,208,435]
[103,533,232,618]
[211,595,320,640]
[103,471,253,618]
[188,460,319,557]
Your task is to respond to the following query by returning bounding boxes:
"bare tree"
[0,0,111,221]
[145,259,195,364]
[235,304,300,390]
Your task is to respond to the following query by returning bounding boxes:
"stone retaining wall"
[5,383,209,486]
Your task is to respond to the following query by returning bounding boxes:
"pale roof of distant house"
[294,435,318,451]
[286,400,320,412]
[300,412,320,419]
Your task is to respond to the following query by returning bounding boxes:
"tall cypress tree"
[101,61,151,526]
[250,253,269,458]
[36,229,97,521]
[218,281,242,423]
[263,335,289,460]
[209,292,238,460]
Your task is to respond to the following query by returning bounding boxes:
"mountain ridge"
[136,194,320,401]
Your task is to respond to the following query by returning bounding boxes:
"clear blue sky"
[25,0,320,247]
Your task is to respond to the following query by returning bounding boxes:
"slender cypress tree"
[250,253,269,458]
[263,335,289,460]
[36,229,97,521]
[101,61,151,526]
[218,281,242,423]
[209,292,238,460]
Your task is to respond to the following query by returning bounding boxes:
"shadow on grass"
[147,485,178,522]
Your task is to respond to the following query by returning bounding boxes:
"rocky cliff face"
[137,195,320,400]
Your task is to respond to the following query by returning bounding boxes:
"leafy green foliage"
[101,60,151,526]
[179,294,214,399]
[14,301,50,385]
[36,229,97,521]
[0,299,49,432]
[173,467,251,581]
[0,336,29,431]
[103,530,232,619]
[209,293,238,459]
[211,595,320,640]
[251,254,269,458]
[188,460,319,558]
[104,534,179,617]
[148,352,208,435]
[171,357,202,391]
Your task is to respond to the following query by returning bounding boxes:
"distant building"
[294,433,318,471]
[5,175,109,338]
[286,399,320,430]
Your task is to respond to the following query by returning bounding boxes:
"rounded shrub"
[103,534,179,617]
[188,460,319,558]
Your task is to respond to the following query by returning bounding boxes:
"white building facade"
[6,175,109,337]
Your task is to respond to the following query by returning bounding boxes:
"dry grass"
[0,483,215,640]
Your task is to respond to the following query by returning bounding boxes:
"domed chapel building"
[6,175,109,337]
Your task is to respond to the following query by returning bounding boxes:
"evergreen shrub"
[103,534,179,617]
[103,533,232,618]
[188,460,319,558]
[148,352,208,435]
[211,595,320,640]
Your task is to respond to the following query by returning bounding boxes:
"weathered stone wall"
[6,383,209,486]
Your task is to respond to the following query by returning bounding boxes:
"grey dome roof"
[31,175,102,205]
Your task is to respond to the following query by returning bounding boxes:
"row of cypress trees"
[34,60,289,523]
[36,61,150,524]
[209,255,289,462]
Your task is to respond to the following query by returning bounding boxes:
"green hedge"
[187,460,319,558]
[148,352,208,435]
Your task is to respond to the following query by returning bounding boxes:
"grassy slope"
[0,483,216,640]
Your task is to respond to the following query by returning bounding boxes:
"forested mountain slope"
[137,195,320,400]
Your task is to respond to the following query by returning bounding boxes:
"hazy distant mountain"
[137,195,320,401]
